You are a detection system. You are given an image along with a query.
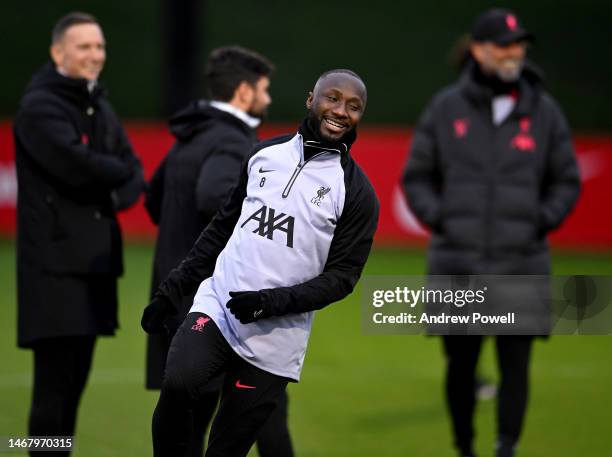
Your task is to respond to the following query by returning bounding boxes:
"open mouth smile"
[323,117,347,132]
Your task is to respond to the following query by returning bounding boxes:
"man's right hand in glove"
[141,295,176,334]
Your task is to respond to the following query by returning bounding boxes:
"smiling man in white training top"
[141,69,379,457]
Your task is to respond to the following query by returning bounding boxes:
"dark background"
[2,0,611,130]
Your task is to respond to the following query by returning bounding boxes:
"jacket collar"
[459,59,543,119]
[209,100,261,129]
[168,100,257,141]
[298,117,356,160]
[26,61,106,107]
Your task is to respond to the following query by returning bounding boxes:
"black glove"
[226,291,271,324]
[141,295,176,334]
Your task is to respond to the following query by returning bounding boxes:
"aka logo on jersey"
[241,205,295,248]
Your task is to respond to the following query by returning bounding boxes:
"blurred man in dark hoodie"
[13,12,143,454]
[144,45,293,457]
[402,9,580,457]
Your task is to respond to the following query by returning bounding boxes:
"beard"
[247,95,269,121]
[307,110,325,141]
[247,106,267,121]
[247,108,268,121]
[494,58,524,82]
[306,110,355,143]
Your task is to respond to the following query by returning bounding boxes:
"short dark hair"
[52,12,98,44]
[316,68,367,100]
[318,68,364,84]
[205,46,274,102]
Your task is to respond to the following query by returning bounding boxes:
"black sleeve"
[14,100,132,189]
[539,100,581,233]
[261,167,380,315]
[195,134,251,220]
[144,155,168,225]
[401,99,443,231]
[110,123,145,211]
[154,158,249,310]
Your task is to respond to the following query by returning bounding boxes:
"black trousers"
[28,336,96,457]
[153,313,290,457]
[185,389,293,457]
[255,389,293,457]
[442,335,533,454]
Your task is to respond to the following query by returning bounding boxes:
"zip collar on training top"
[298,117,357,160]
[280,118,357,199]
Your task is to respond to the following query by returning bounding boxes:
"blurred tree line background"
[1,0,611,130]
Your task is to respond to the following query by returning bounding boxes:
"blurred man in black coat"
[13,12,143,454]
[403,9,580,457]
[144,46,293,457]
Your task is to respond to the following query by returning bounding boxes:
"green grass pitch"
[1,240,611,456]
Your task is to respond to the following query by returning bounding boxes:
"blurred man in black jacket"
[13,12,143,454]
[403,9,580,457]
[144,46,293,457]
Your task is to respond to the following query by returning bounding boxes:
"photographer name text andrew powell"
[372,312,516,325]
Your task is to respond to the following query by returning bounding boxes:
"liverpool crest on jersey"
[310,186,331,206]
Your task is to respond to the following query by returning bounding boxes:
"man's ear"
[50,43,63,67]
[236,81,254,104]
[305,91,314,109]
[470,42,484,64]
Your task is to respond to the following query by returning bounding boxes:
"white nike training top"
[158,129,379,381]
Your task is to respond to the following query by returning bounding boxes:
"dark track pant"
[28,336,96,457]
[185,389,293,457]
[442,335,533,454]
[255,389,293,457]
[153,313,290,457]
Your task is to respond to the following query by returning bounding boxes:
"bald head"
[312,69,367,104]
[306,69,367,142]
